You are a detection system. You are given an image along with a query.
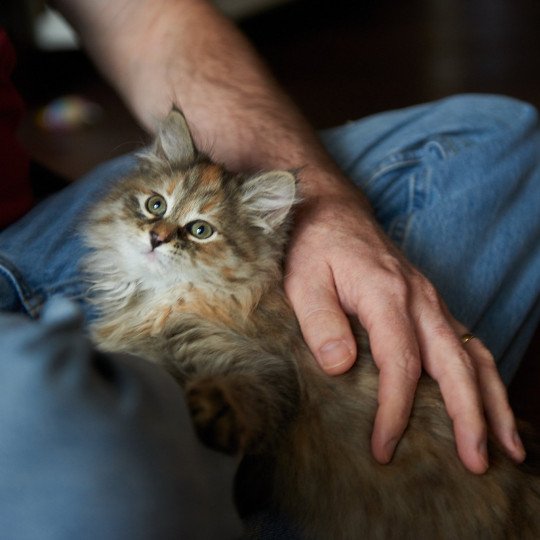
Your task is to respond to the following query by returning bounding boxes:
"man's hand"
[284,182,526,473]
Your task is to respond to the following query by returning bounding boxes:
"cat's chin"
[145,250,159,263]
[143,249,172,273]
[139,249,187,284]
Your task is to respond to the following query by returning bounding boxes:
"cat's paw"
[186,379,247,455]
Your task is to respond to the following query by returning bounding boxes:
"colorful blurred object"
[36,95,102,131]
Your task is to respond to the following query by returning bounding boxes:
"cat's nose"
[150,230,164,250]
[150,225,176,250]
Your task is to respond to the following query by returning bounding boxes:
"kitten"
[82,109,540,539]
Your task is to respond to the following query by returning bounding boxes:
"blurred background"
[2,0,540,427]
[5,0,540,179]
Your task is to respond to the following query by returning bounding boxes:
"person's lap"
[1,94,539,537]
[0,298,242,539]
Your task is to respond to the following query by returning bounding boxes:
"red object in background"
[0,28,33,229]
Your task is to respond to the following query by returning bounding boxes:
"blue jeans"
[1,95,539,538]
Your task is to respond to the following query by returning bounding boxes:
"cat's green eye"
[187,220,215,240]
[145,195,167,217]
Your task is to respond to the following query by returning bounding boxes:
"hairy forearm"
[52,0,369,203]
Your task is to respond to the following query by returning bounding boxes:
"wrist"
[295,165,374,215]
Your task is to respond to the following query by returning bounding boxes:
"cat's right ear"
[241,170,298,232]
[142,107,197,167]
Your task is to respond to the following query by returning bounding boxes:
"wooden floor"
[13,0,539,428]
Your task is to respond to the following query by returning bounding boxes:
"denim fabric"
[0,154,137,319]
[321,94,540,383]
[1,94,539,538]
[0,297,242,539]
[0,157,243,539]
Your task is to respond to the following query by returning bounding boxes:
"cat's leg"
[165,322,300,455]
[0,297,242,539]
[185,372,285,454]
[182,362,298,455]
[321,94,540,383]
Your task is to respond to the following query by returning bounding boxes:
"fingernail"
[318,340,352,370]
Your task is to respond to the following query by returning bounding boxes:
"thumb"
[285,277,357,375]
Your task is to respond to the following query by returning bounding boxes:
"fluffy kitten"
[82,109,540,539]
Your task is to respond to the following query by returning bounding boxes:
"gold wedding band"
[460,333,476,345]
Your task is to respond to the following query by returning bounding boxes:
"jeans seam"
[364,156,422,188]
[0,254,45,317]
[363,146,431,246]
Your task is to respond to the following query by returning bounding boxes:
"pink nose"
[149,230,163,250]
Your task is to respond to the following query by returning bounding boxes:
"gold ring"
[460,333,476,345]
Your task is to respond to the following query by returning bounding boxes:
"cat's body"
[82,110,540,539]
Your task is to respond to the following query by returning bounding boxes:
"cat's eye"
[187,220,215,240]
[145,195,167,217]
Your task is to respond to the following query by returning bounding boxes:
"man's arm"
[52,0,524,472]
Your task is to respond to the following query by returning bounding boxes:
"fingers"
[363,273,523,473]
[420,311,526,473]
[288,259,524,473]
[367,309,421,464]
[283,194,523,475]
[419,323,490,473]
[285,266,356,375]
[457,328,526,463]
[362,268,492,473]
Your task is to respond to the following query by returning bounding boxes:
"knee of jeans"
[436,94,538,140]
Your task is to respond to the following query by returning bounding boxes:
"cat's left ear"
[241,171,297,232]
[145,107,197,166]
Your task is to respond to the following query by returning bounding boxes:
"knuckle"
[284,269,333,307]
[473,343,497,368]
[455,348,477,373]
[408,271,442,309]
[476,352,498,374]
[390,349,422,384]
[404,359,422,383]
[418,278,440,305]
[430,321,455,341]
[301,305,341,326]
[439,348,477,381]
[294,299,349,346]
[376,271,411,307]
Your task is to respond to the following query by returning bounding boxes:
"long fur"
[82,109,540,539]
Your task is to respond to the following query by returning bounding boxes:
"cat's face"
[86,109,296,295]
[97,164,282,289]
